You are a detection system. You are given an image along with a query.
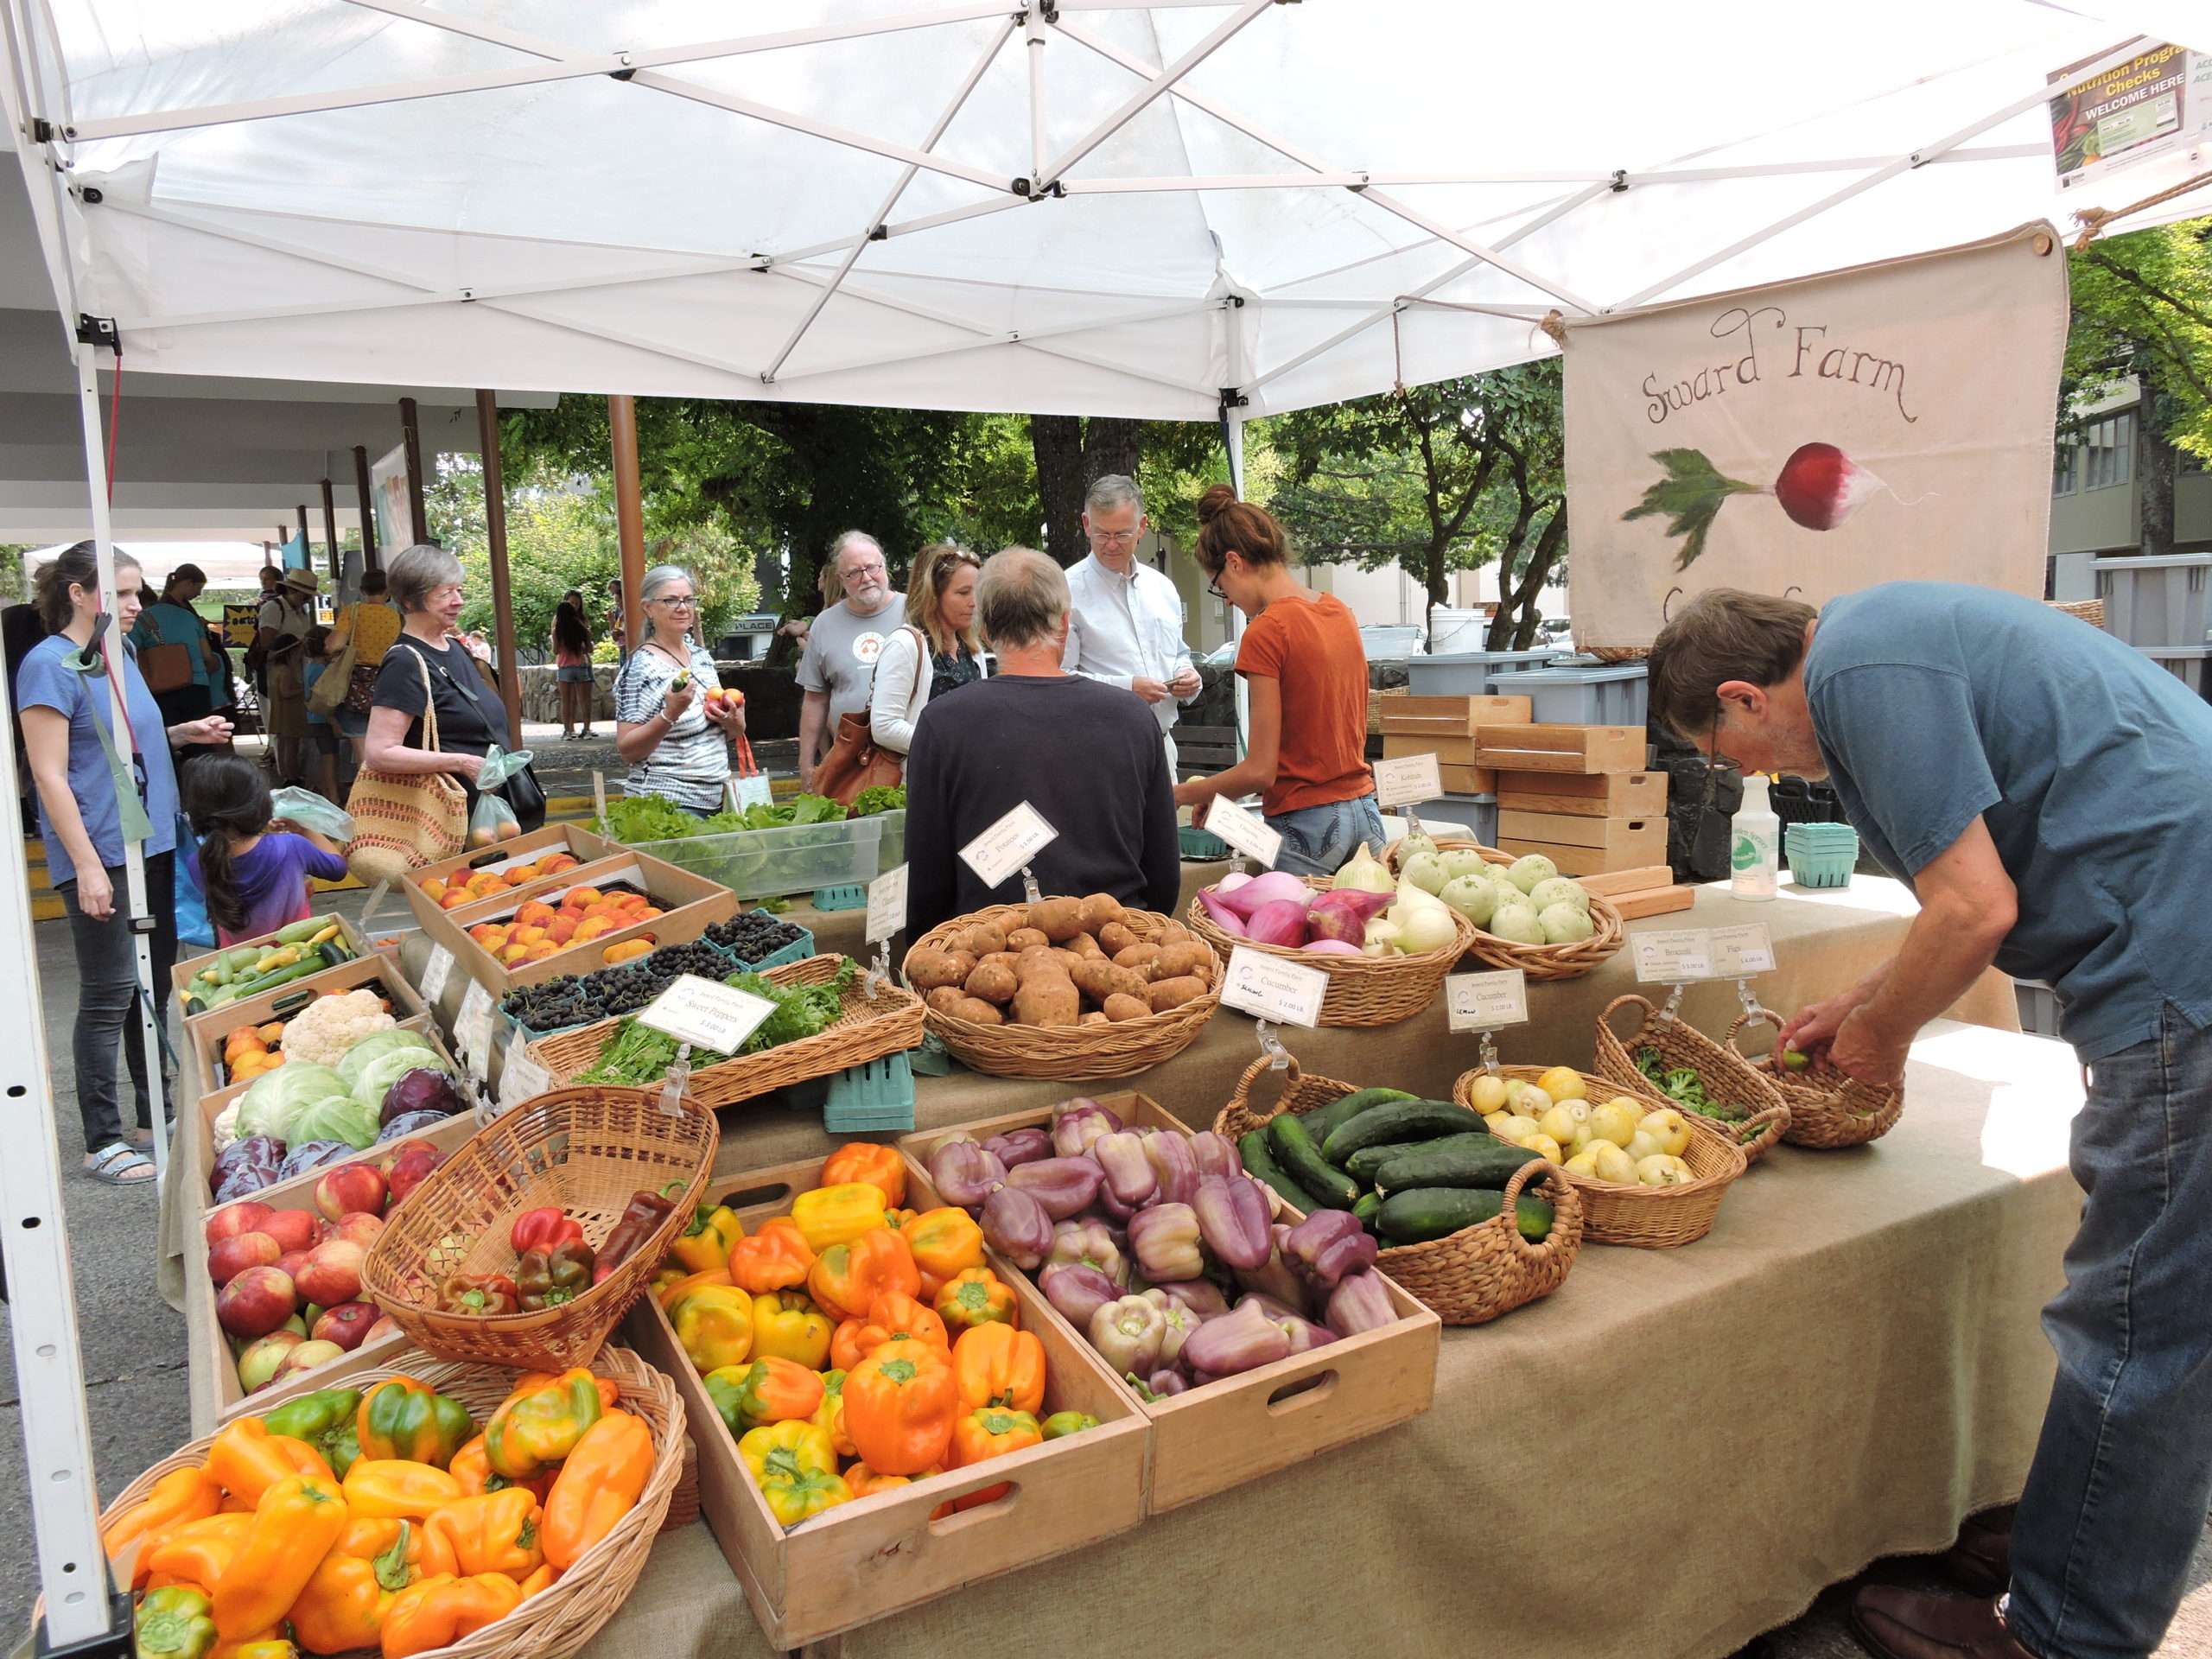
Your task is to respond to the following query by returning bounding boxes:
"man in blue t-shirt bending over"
[1649,582,2212,1659]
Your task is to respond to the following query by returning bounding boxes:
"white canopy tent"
[2,2,2209,1649]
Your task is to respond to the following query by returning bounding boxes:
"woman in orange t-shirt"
[1173,486,1381,877]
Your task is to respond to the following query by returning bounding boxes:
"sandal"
[85,1142,156,1185]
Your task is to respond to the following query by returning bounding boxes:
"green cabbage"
[336,1029,436,1090]
[235,1062,351,1142]
[286,1090,383,1151]
[353,1046,458,1109]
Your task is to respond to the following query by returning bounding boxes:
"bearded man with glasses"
[797,531,906,792]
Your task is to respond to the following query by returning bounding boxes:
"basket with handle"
[84,1344,686,1659]
[1385,842,1624,983]
[1729,1004,1906,1149]
[1183,877,1477,1027]
[1592,994,1791,1165]
[1211,1053,1582,1324]
[360,1085,718,1370]
[1455,1064,1747,1248]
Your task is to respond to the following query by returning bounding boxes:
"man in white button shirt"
[1061,474,1203,774]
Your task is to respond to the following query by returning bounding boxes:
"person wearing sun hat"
[252,565,319,785]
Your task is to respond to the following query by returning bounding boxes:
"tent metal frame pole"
[768,296,1214,388]
[760,14,1017,385]
[320,480,340,583]
[476,390,523,742]
[1026,6,1048,184]
[1063,170,1618,192]
[609,396,646,658]
[353,443,379,570]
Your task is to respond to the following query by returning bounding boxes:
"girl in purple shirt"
[184,755,349,944]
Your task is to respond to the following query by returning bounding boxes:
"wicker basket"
[1211,1053,1582,1324]
[1592,994,1790,1165]
[527,954,925,1110]
[2050,597,2106,629]
[361,1086,718,1370]
[1729,1005,1906,1149]
[87,1346,685,1659]
[904,906,1219,1080]
[1586,645,1649,664]
[1454,1065,1746,1248]
[1385,842,1624,983]
[1183,878,1477,1027]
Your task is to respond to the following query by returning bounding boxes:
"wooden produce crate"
[1611,886,1694,918]
[173,913,376,1019]
[397,822,613,922]
[1580,865,1674,897]
[187,955,429,1099]
[1498,810,1668,866]
[1377,693,1532,735]
[903,1093,1440,1514]
[1440,763,1499,796]
[624,1154,1148,1650]
[1474,722,1646,775]
[1497,831,1669,878]
[190,1014,446,1142]
[1497,769,1668,817]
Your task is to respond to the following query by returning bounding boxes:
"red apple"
[217,1265,298,1339]
[382,1141,444,1208]
[295,1238,365,1308]
[315,1163,387,1222]
[275,1249,316,1283]
[275,1338,346,1380]
[313,1301,382,1351]
[260,1208,322,1255]
[365,1315,401,1343]
[206,1202,275,1247]
[236,1329,304,1390]
[207,1231,281,1287]
[328,1212,385,1251]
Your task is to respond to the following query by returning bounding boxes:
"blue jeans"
[1265,794,1385,879]
[2005,1003,2212,1659]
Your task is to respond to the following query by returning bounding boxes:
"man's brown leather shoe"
[1942,1510,2013,1596]
[1849,1586,2038,1659]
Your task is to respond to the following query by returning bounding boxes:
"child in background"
[185,755,349,945]
[300,626,341,802]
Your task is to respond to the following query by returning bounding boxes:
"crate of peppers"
[624,1142,1147,1649]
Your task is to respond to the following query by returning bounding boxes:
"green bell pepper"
[262,1387,365,1478]
[135,1586,217,1659]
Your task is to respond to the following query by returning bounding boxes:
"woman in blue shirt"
[18,544,231,1185]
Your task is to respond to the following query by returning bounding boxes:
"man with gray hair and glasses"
[1062,475,1203,776]
[797,530,906,791]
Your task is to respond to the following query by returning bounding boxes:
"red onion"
[1212,870,1310,921]
[1302,938,1361,955]
[1243,899,1310,948]
[1195,888,1248,935]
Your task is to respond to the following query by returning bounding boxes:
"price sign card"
[419,944,454,1004]
[454,980,495,1078]
[960,803,1058,890]
[1374,753,1443,810]
[498,1049,551,1113]
[1221,945,1327,1028]
[866,862,909,946]
[1710,922,1776,977]
[1203,796,1282,868]
[639,974,778,1055]
[1632,928,1715,983]
[1445,969,1529,1033]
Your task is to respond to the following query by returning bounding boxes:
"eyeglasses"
[652,594,698,609]
[841,563,887,581]
[1205,572,1226,600]
[1090,529,1141,546]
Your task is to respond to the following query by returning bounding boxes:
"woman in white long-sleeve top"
[869,542,986,757]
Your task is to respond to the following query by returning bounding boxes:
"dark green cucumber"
[1267,1113,1360,1210]
[1352,1192,1382,1230]
[1321,1099,1486,1164]
[1239,1128,1313,1212]
[1344,1139,1449,1188]
[1308,1087,1415,1154]
[1373,1135,1547,1197]
[1376,1185,1554,1245]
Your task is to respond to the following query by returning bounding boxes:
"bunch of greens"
[847,785,906,818]
[741,794,846,830]
[599,793,699,844]
[599,791,851,844]
[573,959,858,1084]
[1634,1046,1764,1143]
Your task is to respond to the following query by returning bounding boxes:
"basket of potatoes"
[902,893,1222,1080]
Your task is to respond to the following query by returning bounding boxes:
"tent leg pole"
[1220,409,1249,761]
[353,444,380,570]
[399,396,429,544]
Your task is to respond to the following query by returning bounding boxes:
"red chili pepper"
[511,1206,586,1256]
[591,1182,684,1285]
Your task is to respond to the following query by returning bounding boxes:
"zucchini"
[1239,1128,1312,1213]
[1344,1138,1450,1188]
[1267,1113,1360,1211]
[1374,1135,1548,1197]
[1321,1099,1487,1164]
[1352,1192,1382,1230]
[1309,1086,1414,1154]
[1376,1185,1554,1245]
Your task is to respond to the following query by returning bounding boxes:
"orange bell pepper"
[212,1472,349,1641]
[947,1405,1044,1510]
[830,1291,951,1372]
[503,1371,621,1414]
[819,1143,906,1207]
[140,1513,253,1597]
[214,1634,296,1659]
[842,1461,936,1499]
[806,1228,918,1323]
[950,1321,1046,1414]
[902,1206,986,1300]
[652,1266,734,1311]
[517,1562,559,1599]
[203,1420,335,1510]
[342,1460,465,1522]
[483,1368,602,1482]
[811,1369,856,1459]
[378,1572,524,1659]
[103,1465,221,1586]
[445,1435,553,1504]
[728,1217,815,1294]
[289,1517,456,1654]
[423,1487,543,1579]
[541,1408,653,1570]
[933,1266,1020,1336]
[790,1183,888,1254]
[842,1340,959,1477]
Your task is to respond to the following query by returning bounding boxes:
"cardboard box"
[1474,723,1646,775]
[1377,693,1533,736]
[1496,770,1667,817]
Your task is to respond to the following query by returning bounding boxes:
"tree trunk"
[2138,404,2177,560]
[1489,507,1566,648]
[1032,415,1089,566]
[1084,417,1142,486]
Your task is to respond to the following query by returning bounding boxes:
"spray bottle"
[1731,772,1779,900]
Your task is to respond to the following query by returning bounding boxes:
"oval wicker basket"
[1729,1005,1906,1149]
[1183,877,1477,1027]
[89,1345,685,1659]
[360,1085,718,1370]
[1396,842,1626,983]
[904,906,1219,1080]
[1592,994,1790,1165]
[1211,1053,1582,1324]
[1454,1064,1747,1248]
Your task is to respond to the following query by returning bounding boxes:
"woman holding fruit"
[612,563,743,817]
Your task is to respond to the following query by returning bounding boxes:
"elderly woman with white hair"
[612,563,744,816]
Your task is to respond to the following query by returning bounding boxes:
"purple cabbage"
[381,1067,465,1124]
[210,1135,285,1203]
[377,1109,451,1144]
[278,1139,356,1182]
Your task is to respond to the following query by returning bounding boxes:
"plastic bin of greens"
[1502,662,1649,728]
[624,814,887,902]
[1404,647,1560,696]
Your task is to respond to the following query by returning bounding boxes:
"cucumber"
[1352,1192,1382,1230]
[1374,1135,1548,1197]
[1321,1099,1487,1164]
[1267,1113,1360,1211]
[1309,1087,1414,1154]
[1376,1185,1554,1245]
[1344,1139,1448,1188]
[1239,1128,1312,1212]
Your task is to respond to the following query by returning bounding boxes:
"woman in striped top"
[612,563,743,815]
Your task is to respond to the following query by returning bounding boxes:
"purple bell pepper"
[1325,1270,1398,1337]
[984,1126,1052,1169]
[1179,1298,1291,1379]
[1090,1131,1157,1207]
[1284,1207,1380,1288]
[1192,1175,1273,1271]
[1232,1227,1306,1308]
[1046,1217,1127,1284]
[1126,1202,1204,1282]
[1140,1289,1204,1366]
[1089,1294,1166,1375]
[1145,1367,1188,1399]
[1051,1098,1122,1159]
[1040,1262,1122,1332]
[1143,1131,1199,1207]
[981,1184,1054,1269]
[929,1138,1007,1210]
[1149,1276,1231,1322]
[1238,1294,1335,1356]
[1186,1131,1243,1182]
[1004,1156,1104,1221]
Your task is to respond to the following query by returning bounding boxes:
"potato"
[1013,972,1081,1027]
[1103,992,1153,1022]
[1107,964,1150,1001]
[1027,898,1085,943]
[980,951,1022,974]
[925,986,967,1012]
[1080,1011,1109,1027]
[982,906,1027,932]
[1158,921,1192,947]
[1113,944,1161,974]
[1067,931,1105,960]
[1015,945,1064,979]
[1146,975,1208,1013]
[907,948,970,990]
[964,961,1019,1005]
[1077,893,1125,934]
[1006,927,1049,954]
[955,923,1007,957]
[1071,959,1121,1004]
[1097,921,1141,958]
[1051,947,1084,976]
[952,995,1004,1026]
[1151,943,1216,985]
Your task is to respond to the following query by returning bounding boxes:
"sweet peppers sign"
[1563,222,2069,651]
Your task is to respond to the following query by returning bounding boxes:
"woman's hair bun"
[1194,483,1238,524]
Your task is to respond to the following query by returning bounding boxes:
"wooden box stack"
[1377,693,1531,797]
[1480,725,1683,910]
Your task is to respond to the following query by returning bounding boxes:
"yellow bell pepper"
[670,1201,744,1274]
[103,1465,221,1587]
[737,1421,852,1528]
[671,1285,754,1375]
[812,1368,856,1459]
[423,1487,543,1580]
[140,1514,254,1597]
[341,1460,465,1522]
[749,1291,833,1369]
[212,1473,349,1641]
[790,1183,888,1254]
